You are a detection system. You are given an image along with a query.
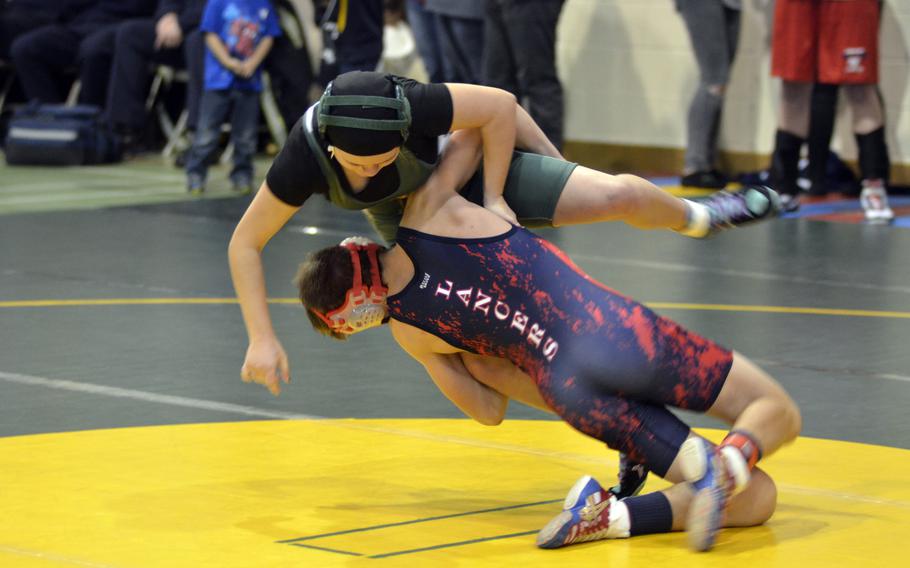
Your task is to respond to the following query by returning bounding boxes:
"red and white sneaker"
[536,475,617,549]
[860,180,894,224]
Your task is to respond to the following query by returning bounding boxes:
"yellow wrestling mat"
[1,419,907,567]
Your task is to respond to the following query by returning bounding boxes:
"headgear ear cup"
[310,240,388,334]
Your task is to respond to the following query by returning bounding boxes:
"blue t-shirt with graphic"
[200,0,282,92]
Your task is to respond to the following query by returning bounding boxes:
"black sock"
[807,84,838,194]
[771,129,805,196]
[624,491,673,536]
[855,127,890,183]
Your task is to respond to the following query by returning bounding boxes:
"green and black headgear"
[318,72,412,156]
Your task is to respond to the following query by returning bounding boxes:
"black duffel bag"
[4,103,121,166]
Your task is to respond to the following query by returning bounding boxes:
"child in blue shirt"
[186,0,282,194]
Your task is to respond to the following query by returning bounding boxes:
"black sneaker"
[609,451,649,499]
[681,170,728,189]
[700,185,782,236]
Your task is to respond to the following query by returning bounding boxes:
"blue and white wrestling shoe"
[536,475,616,549]
[680,437,735,552]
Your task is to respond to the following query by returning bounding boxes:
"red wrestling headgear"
[310,237,388,334]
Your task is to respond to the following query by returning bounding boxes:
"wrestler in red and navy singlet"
[388,225,734,476]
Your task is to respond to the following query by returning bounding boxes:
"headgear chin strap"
[311,237,388,335]
[317,81,412,142]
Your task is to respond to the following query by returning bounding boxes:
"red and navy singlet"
[388,225,734,474]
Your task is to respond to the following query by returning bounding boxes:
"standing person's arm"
[154,0,185,49]
[237,36,274,78]
[229,183,300,395]
[205,31,243,74]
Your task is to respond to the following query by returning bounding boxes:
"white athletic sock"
[720,445,752,494]
[607,499,631,539]
[675,200,711,238]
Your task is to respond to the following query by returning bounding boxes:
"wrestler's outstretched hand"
[484,195,520,225]
[241,338,290,396]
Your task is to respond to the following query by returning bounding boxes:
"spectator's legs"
[779,79,813,135]
[719,4,740,164]
[845,83,892,221]
[497,0,565,150]
[482,0,519,95]
[436,15,484,83]
[0,11,56,59]
[183,30,206,132]
[77,25,119,107]
[229,89,260,188]
[186,89,233,188]
[807,83,839,195]
[771,80,812,202]
[406,0,447,83]
[677,0,740,182]
[844,83,884,135]
[106,19,159,132]
[9,25,81,103]
[0,11,55,104]
[263,34,313,128]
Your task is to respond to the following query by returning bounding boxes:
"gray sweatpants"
[676,0,741,173]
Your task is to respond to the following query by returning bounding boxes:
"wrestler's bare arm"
[459,354,553,414]
[229,182,300,394]
[391,322,509,425]
[403,129,483,224]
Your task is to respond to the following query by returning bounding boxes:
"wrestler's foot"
[704,185,782,236]
[609,452,649,499]
[680,437,736,552]
[536,475,616,549]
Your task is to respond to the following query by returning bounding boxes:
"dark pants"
[10,24,118,105]
[106,19,204,132]
[405,0,450,83]
[483,0,565,149]
[0,9,59,106]
[0,10,58,59]
[264,34,314,127]
[435,14,484,83]
[186,88,259,184]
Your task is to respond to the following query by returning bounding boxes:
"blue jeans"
[186,88,259,184]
